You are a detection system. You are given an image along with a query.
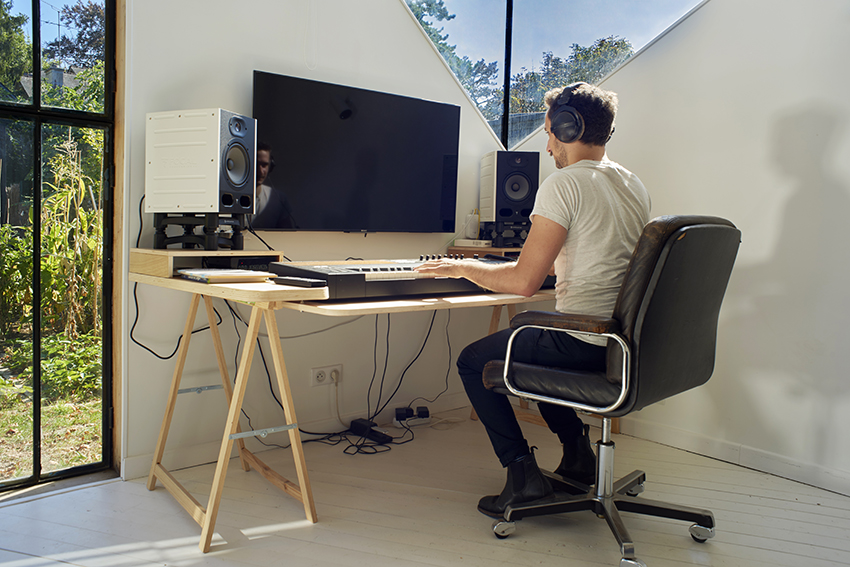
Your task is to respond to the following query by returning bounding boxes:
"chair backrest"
[608,215,740,414]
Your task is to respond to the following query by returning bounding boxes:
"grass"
[0,397,102,481]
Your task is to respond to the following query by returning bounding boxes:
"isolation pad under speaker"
[145,108,256,215]
[479,150,540,223]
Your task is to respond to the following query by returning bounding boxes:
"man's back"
[532,158,650,331]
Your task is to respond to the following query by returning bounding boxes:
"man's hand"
[414,258,467,278]
[414,215,567,296]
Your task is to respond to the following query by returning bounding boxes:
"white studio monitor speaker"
[145,108,256,215]
[479,150,540,223]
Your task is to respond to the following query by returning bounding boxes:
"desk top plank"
[277,289,555,316]
[129,272,329,303]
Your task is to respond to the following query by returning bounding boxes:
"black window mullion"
[32,0,41,109]
[500,0,513,148]
[32,114,42,479]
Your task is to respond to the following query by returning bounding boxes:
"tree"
[406,0,502,120]
[566,35,633,85]
[510,37,634,114]
[0,1,32,102]
[43,0,105,68]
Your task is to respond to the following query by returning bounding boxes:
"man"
[415,82,651,517]
[251,142,295,229]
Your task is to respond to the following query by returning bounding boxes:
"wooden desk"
[131,266,554,553]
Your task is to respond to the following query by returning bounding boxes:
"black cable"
[244,216,280,256]
[405,310,453,408]
[130,194,224,360]
[368,314,392,422]
[372,310,438,418]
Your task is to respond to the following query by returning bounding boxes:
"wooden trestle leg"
[146,295,318,554]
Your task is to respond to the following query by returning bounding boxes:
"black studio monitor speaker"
[479,150,540,224]
[145,108,257,215]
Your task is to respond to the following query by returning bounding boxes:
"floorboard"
[1,407,848,567]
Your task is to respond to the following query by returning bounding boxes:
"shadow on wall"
[718,104,850,468]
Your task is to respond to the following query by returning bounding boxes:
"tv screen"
[252,71,460,233]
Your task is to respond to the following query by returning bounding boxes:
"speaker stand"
[153,213,246,251]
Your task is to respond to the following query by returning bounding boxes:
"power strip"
[392,416,432,429]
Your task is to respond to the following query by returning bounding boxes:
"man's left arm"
[415,215,566,296]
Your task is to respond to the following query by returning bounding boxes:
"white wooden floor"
[1,407,849,567]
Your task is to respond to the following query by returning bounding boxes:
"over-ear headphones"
[550,83,586,144]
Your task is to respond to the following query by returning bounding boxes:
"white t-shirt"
[531,158,651,345]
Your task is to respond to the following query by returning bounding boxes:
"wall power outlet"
[310,364,342,387]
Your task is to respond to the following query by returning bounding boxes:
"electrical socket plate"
[310,364,342,387]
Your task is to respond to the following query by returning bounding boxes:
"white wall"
[124,0,850,496]
[120,0,554,479]
[518,0,850,494]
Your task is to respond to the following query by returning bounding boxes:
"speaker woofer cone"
[503,173,530,201]
[223,142,250,187]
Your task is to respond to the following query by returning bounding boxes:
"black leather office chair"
[482,215,740,567]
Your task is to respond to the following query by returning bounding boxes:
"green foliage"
[566,36,634,85]
[0,224,33,338]
[0,374,31,408]
[41,63,107,191]
[0,133,103,407]
[2,332,101,403]
[510,37,634,115]
[40,135,103,340]
[42,61,106,115]
[0,0,32,102]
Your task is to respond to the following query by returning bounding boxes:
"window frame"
[0,0,116,492]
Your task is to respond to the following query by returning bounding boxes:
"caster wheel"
[492,520,515,539]
[689,524,715,543]
[626,483,645,497]
[620,558,647,567]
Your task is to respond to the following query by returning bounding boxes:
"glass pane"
[41,0,106,113]
[405,0,506,138]
[39,122,104,474]
[3,1,34,105]
[0,116,35,484]
[510,0,702,148]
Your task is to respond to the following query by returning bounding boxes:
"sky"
[11,0,75,45]
[434,0,703,73]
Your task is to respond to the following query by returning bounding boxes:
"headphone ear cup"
[551,105,585,144]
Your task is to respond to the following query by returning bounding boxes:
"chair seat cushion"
[483,360,622,409]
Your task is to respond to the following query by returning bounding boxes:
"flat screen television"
[251,70,460,232]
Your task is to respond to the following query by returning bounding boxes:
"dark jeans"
[458,326,606,467]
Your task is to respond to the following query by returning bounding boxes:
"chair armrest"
[511,310,621,337]
[498,310,632,414]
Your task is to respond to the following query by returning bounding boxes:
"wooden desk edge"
[277,289,556,316]
[129,272,329,303]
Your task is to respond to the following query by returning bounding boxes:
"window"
[0,0,114,491]
[407,0,702,148]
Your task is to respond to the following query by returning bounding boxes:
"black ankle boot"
[554,424,596,486]
[478,451,553,518]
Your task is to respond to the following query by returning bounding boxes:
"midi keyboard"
[269,256,554,301]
